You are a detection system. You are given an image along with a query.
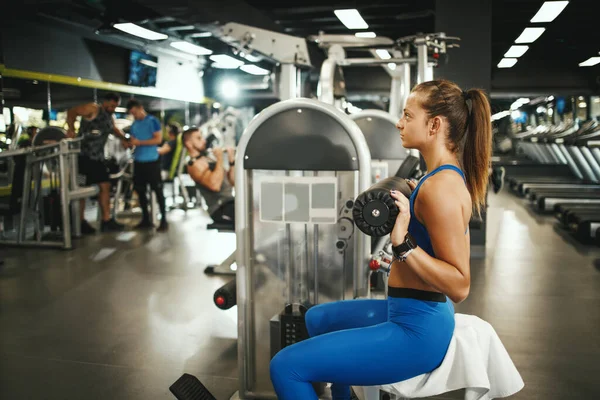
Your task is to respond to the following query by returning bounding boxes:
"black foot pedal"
[169,373,217,400]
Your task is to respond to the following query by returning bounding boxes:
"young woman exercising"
[270,79,493,400]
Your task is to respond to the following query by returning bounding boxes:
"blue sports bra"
[407,165,467,258]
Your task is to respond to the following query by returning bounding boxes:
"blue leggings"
[270,291,455,400]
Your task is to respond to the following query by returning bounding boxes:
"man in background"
[158,122,181,180]
[126,99,168,232]
[66,92,126,233]
[183,127,236,224]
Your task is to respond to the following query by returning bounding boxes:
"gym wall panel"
[1,18,206,103]
[1,20,103,81]
[156,57,205,101]
[492,61,594,95]
[343,67,392,95]
[434,0,492,93]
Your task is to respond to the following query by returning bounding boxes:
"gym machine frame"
[231,98,372,399]
[310,32,459,118]
[202,23,313,278]
[0,138,98,249]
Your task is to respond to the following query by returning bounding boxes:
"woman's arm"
[394,175,471,303]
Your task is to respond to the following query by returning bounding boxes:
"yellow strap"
[0,179,57,197]
[168,134,183,180]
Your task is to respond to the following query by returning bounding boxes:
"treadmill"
[507,123,585,196]
[519,122,600,196]
[532,123,600,212]
[555,203,600,226]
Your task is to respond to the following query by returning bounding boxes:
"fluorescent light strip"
[387,63,396,70]
[334,9,369,29]
[579,57,600,67]
[355,32,376,38]
[170,41,212,55]
[188,32,213,38]
[139,59,158,68]
[212,63,240,69]
[498,58,518,68]
[504,45,529,58]
[113,23,168,41]
[209,54,244,68]
[492,111,511,121]
[376,49,391,60]
[515,27,545,44]
[240,64,270,75]
[531,1,569,23]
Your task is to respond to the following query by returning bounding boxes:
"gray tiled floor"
[1,191,600,399]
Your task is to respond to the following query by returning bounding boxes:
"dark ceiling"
[11,0,600,98]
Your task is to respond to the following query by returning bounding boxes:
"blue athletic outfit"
[270,165,466,400]
[130,115,161,162]
[129,114,168,226]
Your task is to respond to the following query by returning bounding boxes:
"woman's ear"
[429,116,441,135]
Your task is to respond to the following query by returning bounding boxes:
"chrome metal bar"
[58,144,72,249]
[339,57,419,66]
[314,224,319,305]
[18,155,32,244]
[70,152,81,237]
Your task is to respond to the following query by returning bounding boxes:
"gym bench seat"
[353,314,524,400]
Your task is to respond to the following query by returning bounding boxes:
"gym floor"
[1,190,599,400]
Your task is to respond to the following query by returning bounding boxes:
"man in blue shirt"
[126,99,168,232]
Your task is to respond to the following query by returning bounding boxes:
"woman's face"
[396,92,430,150]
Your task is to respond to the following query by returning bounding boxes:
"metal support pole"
[417,41,430,83]
[317,59,336,105]
[70,151,81,237]
[279,64,298,101]
[19,156,32,244]
[296,68,303,98]
[185,101,190,126]
[389,77,403,119]
[59,143,72,249]
[46,81,52,124]
[401,63,411,108]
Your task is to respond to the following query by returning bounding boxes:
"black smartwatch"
[392,233,417,261]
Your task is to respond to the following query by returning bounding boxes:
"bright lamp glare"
[334,9,369,29]
[515,27,546,44]
[209,54,244,68]
[355,32,376,38]
[579,57,600,67]
[491,111,511,121]
[376,49,391,60]
[498,58,518,68]
[504,45,529,58]
[220,80,239,98]
[113,23,168,41]
[240,64,270,75]
[387,63,396,70]
[170,41,212,55]
[530,1,569,23]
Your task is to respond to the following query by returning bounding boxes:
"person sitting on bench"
[182,127,236,225]
[269,79,493,400]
